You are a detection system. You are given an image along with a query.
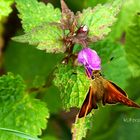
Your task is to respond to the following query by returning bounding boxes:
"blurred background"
[0,0,140,140]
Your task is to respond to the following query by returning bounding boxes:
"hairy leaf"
[14,0,64,53]
[125,13,140,77]
[0,0,14,20]
[15,0,61,32]
[0,73,49,139]
[54,63,90,110]
[12,24,64,53]
[72,115,92,140]
[76,0,122,41]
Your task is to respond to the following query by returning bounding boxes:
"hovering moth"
[77,48,140,118]
[78,70,140,118]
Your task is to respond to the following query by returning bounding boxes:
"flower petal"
[78,48,101,72]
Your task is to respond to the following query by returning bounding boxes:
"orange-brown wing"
[78,86,98,118]
[103,81,140,108]
[109,81,127,97]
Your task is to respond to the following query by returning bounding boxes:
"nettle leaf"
[72,115,93,140]
[13,24,64,53]
[76,0,122,41]
[54,63,90,110]
[15,0,61,32]
[125,13,140,77]
[0,73,49,140]
[0,0,14,20]
[91,40,131,88]
[14,0,64,53]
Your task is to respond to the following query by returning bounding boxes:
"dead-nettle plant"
[12,0,140,139]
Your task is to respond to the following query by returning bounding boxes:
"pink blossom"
[78,48,101,76]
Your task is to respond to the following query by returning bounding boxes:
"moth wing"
[78,86,98,118]
[104,81,140,108]
[109,81,127,97]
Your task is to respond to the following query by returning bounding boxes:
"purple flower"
[78,48,101,77]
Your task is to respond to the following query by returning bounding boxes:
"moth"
[78,70,140,118]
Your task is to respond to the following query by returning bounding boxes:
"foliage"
[125,13,140,77]
[13,0,121,52]
[0,73,49,139]
[72,115,93,140]
[0,0,14,34]
[54,63,90,110]
[76,0,122,41]
[0,0,14,21]
[0,128,40,140]
[15,0,61,32]
[108,0,140,41]
[13,0,63,53]
[0,0,140,140]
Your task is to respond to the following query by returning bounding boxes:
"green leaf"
[12,24,64,53]
[0,73,49,140]
[91,40,131,88]
[54,63,90,110]
[0,128,40,140]
[72,115,93,140]
[126,77,140,98]
[14,0,64,53]
[15,0,61,32]
[0,0,14,21]
[125,13,140,77]
[76,0,122,41]
[42,135,58,140]
[108,0,140,41]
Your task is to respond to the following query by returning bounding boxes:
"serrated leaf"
[0,73,49,140]
[90,40,131,88]
[125,13,140,77]
[54,63,90,110]
[0,0,14,21]
[72,115,93,140]
[14,0,64,53]
[12,24,64,53]
[15,0,61,32]
[76,0,122,41]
